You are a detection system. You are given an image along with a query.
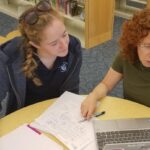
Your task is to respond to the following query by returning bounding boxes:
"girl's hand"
[81,93,97,120]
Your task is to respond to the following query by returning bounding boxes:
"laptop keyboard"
[96,129,150,150]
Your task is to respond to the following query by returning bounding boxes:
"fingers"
[81,102,96,120]
[81,103,87,117]
[86,107,95,119]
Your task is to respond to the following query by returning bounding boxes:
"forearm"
[81,82,108,119]
[89,82,109,101]
[90,68,122,101]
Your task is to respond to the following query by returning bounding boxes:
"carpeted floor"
[0,12,125,98]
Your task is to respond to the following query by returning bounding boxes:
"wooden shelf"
[61,13,84,46]
[0,0,115,49]
[0,3,18,18]
[115,5,140,19]
[64,16,85,46]
[0,0,33,18]
[115,0,147,19]
[129,0,146,5]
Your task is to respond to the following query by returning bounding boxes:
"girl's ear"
[29,41,40,49]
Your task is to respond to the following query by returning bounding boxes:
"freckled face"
[37,19,69,58]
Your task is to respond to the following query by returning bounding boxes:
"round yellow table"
[0,96,150,149]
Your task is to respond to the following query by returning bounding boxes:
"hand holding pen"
[79,111,106,122]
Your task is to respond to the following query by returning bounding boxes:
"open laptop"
[93,118,150,150]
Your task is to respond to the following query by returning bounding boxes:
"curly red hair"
[119,8,150,63]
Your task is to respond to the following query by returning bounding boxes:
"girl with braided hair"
[0,0,82,117]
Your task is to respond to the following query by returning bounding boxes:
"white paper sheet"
[0,124,63,150]
[32,92,97,150]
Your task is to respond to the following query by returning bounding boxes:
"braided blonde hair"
[19,6,62,86]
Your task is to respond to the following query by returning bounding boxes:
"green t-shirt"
[112,53,150,107]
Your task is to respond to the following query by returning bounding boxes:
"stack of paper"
[31,92,98,150]
[0,124,63,150]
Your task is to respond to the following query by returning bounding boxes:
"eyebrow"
[48,30,67,45]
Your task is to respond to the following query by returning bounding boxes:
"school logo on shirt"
[59,62,68,72]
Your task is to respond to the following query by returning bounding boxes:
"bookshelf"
[0,0,34,18]
[147,0,150,7]
[84,0,115,48]
[0,0,115,48]
[60,0,115,48]
[115,0,147,19]
[1,1,150,48]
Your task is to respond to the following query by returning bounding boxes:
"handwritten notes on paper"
[32,92,97,150]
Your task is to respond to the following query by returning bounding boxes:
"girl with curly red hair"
[81,8,150,119]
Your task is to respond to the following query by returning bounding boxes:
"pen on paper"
[79,111,106,123]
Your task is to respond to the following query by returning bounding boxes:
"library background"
[0,0,149,48]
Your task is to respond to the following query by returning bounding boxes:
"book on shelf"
[51,0,85,20]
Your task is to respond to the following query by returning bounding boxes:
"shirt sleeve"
[111,53,123,73]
